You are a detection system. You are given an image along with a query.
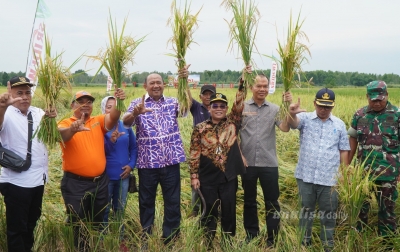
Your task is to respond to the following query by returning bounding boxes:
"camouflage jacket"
[351,101,400,181]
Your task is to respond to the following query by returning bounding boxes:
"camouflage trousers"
[358,180,398,236]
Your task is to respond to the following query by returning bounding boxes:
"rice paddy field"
[1,85,400,251]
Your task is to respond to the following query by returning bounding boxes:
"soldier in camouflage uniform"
[348,80,399,237]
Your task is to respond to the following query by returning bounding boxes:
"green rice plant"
[0,201,7,251]
[34,213,62,251]
[88,11,145,111]
[270,11,311,119]
[34,31,78,148]
[222,0,260,91]
[58,224,75,252]
[33,203,74,252]
[336,160,377,251]
[15,87,400,251]
[167,0,202,116]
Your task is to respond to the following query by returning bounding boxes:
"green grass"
[0,85,399,251]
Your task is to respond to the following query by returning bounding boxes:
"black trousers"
[200,178,238,242]
[60,173,109,251]
[138,164,181,243]
[242,166,280,243]
[0,183,44,252]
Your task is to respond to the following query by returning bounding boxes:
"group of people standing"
[189,74,398,252]
[0,69,397,252]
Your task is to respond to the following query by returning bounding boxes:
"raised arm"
[0,82,22,128]
[178,64,192,102]
[285,97,307,130]
[278,92,295,132]
[105,88,125,130]
[59,113,90,142]
[123,95,153,126]
[228,65,250,124]
[228,86,246,125]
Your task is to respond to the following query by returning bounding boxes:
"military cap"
[9,76,35,87]
[315,88,335,107]
[210,93,228,104]
[367,80,387,101]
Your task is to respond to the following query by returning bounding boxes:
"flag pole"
[25,0,40,73]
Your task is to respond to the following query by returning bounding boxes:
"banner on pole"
[25,0,51,93]
[169,74,200,86]
[107,75,113,92]
[269,61,277,94]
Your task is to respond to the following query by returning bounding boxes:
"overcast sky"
[1,0,400,76]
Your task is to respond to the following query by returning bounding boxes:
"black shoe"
[302,240,312,247]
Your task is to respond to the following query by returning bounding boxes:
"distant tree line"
[1,69,400,87]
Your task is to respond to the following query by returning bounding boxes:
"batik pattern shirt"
[125,94,186,168]
[294,111,350,186]
[351,102,400,181]
[189,89,245,174]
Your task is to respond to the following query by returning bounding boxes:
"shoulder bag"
[0,112,33,172]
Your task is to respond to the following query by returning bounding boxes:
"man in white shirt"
[0,76,56,252]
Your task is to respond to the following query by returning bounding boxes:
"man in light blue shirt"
[288,88,350,251]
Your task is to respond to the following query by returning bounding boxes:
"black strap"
[21,112,33,170]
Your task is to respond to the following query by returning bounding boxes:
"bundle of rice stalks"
[274,11,310,119]
[88,12,145,111]
[35,32,78,148]
[167,0,201,116]
[222,0,260,91]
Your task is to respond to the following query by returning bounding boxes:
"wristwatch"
[191,173,198,179]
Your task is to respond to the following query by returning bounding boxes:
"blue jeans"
[103,177,129,224]
[138,164,181,243]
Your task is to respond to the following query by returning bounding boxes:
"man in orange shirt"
[58,89,125,251]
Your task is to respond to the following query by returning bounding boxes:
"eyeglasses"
[316,105,333,110]
[211,104,227,109]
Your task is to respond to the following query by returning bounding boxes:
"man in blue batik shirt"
[287,88,350,251]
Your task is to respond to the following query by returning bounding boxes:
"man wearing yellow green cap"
[189,82,246,248]
[348,81,399,243]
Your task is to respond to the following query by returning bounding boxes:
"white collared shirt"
[0,106,49,187]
